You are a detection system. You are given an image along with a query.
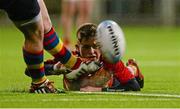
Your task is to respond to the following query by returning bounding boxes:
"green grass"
[0,25,180,108]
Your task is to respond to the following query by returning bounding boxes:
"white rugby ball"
[96,20,126,63]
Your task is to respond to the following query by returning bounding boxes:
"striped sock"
[43,27,81,69]
[23,48,47,84]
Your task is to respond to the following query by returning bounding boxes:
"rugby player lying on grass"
[25,23,144,92]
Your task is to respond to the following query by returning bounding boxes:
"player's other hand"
[65,61,102,80]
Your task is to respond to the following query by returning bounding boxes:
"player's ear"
[74,44,81,56]
[75,44,79,51]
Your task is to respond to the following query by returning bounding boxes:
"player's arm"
[65,61,102,80]
[25,57,101,79]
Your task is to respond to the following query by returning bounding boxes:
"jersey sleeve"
[103,59,135,84]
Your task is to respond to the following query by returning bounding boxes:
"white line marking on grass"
[121,92,180,98]
[0,92,180,103]
[71,92,180,98]
[41,98,175,102]
[0,98,176,102]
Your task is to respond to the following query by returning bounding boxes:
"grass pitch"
[0,25,180,108]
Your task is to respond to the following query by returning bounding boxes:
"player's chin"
[87,56,98,61]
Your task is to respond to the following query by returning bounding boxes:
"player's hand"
[65,61,102,80]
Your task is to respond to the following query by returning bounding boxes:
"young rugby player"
[63,23,144,91]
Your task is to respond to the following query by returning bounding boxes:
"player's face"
[78,37,101,61]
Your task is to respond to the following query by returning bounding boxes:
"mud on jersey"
[63,67,114,91]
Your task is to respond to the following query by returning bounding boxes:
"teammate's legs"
[7,0,47,85]
[1,0,59,93]
[18,15,46,84]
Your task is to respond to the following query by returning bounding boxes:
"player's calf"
[126,59,144,88]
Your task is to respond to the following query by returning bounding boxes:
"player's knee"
[25,30,44,42]
[43,17,52,33]
[23,23,44,40]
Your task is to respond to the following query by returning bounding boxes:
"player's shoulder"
[102,58,125,69]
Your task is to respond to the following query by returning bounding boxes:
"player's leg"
[126,59,144,88]
[116,62,141,91]
[111,71,141,91]
[102,77,140,92]
[4,0,58,93]
[61,0,76,46]
[25,60,68,77]
[77,0,93,26]
[19,16,46,85]
[39,0,82,69]
[38,0,52,34]
[103,60,141,91]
